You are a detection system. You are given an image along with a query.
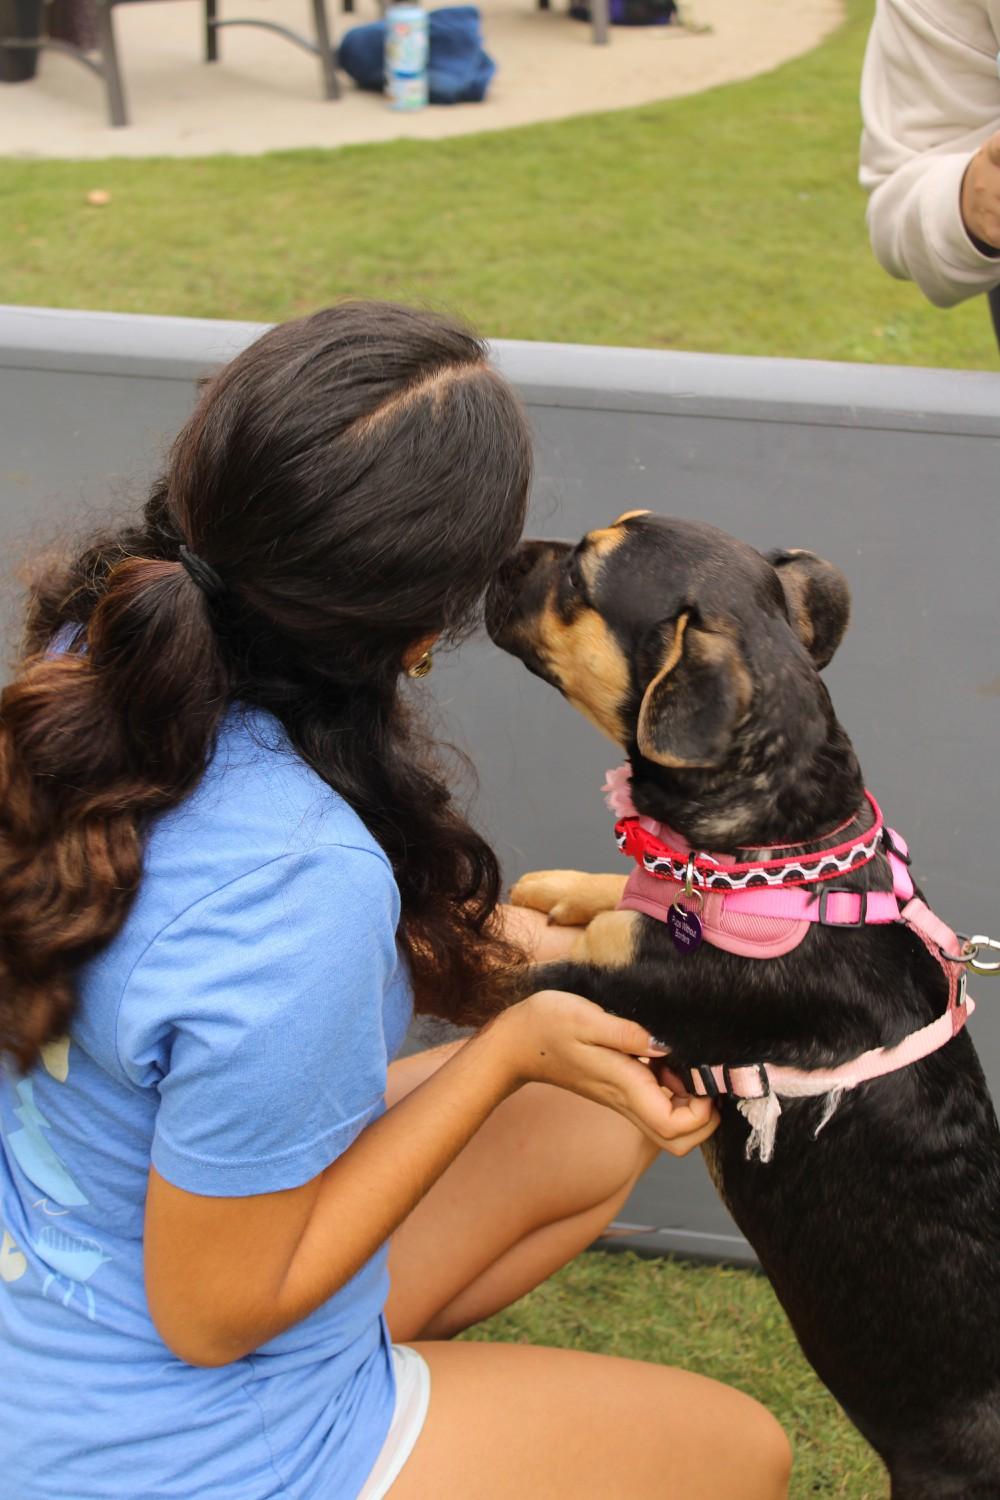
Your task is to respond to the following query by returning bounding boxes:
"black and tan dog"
[485,512,1000,1500]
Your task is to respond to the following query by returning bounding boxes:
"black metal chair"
[1,0,339,127]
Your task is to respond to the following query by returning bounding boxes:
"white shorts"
[356,1344,432,1500]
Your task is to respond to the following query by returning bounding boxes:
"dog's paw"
[510,870,628,927]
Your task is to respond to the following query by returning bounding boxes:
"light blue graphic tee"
[0,705,414,1500]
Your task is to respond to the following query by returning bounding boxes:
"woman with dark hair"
[0,303,790,1499]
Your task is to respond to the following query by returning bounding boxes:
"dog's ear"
[636,613,751,769]
[767,549,851,670]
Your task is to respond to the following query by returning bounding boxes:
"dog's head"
[485,512,857,843]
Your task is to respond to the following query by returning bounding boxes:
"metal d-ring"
[674,857,705,915]
[964,934,1000,976]
[682,855,698,897]
[673,887,705,915]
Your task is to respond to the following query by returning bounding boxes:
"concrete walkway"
[0,0,841,159]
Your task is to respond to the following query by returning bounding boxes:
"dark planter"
[0,0,43,82]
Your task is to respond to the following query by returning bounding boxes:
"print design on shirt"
[7,1079,88,1208]
[1,1046,113,1320]
[32,1226,111,1320]
[0,1228,27,1283]
[39,1037,70,1083]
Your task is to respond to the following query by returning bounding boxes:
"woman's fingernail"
[650,1037,670,1051]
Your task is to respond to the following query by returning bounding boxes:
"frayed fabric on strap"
[738,1084,847,1164]
[738,1095,782,1163]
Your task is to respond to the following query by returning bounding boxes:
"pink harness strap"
[621,864,813,959]
[619,847,912,959]
[677,886,974,1160]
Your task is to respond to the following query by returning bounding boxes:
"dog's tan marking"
[581,520,632,571]
[570,909,641,967]
[537,596,630,744]
[584,527,625,556]
[576,516,646,591]
[511,870,628,927]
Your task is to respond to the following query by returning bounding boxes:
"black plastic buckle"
[696,1064,721,1100]
[817,886,868,928]
[881,826,912,866]
[721,1064,770,1097]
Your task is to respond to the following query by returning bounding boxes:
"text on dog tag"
[668,902,703,955]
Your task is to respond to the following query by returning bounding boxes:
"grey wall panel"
[2,306,999,1266]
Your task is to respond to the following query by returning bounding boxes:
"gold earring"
[407,651,433,679]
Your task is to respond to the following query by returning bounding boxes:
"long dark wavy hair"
[0,302,533,1069]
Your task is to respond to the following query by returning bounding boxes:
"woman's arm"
[145,993,717,1368]
[859,0,1000,306]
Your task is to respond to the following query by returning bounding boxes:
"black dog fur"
[485,514,1000,1499]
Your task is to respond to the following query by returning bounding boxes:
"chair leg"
[311,0,339,99]
[590,0,609,42]
[205,0,218,61]
[95,1,128,126]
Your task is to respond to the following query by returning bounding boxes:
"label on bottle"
[386,7,429,109]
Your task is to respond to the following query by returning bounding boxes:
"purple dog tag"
[668,902,703,955]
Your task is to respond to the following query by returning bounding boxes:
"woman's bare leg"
[384,1041,658,1341]
[389,1340,792,1500]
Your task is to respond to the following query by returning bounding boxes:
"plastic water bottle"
[385,0,429,111]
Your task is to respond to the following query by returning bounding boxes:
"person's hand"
[487,989,719,1157]
[961,132,1000,252]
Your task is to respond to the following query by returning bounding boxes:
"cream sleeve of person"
[859,0,1000,306]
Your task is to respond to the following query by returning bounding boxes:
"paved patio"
[0,0,840,158]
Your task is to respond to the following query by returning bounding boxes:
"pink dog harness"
[602,767,978,1160]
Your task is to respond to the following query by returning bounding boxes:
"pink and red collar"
[604,764,886,893]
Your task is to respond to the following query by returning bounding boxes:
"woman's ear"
[636,613,751,769]
[767,549,851,670]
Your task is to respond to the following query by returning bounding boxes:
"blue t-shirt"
[0,706,414,1500]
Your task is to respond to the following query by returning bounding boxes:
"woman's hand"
[487,989,719,1158]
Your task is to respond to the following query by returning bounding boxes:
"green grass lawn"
[463,1251,888,1498]
[0,0,995,367]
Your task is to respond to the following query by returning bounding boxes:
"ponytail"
[2,302,535,1070]
[0,549,229,1068]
